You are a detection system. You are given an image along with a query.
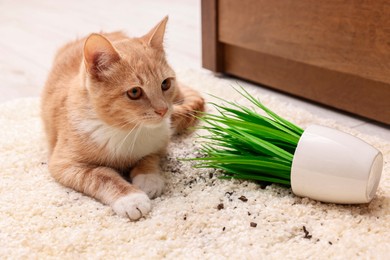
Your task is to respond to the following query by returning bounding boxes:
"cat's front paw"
[111,193,151,221]
[132,173,164,199]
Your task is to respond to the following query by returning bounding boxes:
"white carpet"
[1,70,389,259]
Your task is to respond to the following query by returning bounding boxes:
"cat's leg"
[171,82,205,133]
[130,154,165,199]
[49,156,151,221]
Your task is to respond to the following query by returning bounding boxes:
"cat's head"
[83,16,177,129]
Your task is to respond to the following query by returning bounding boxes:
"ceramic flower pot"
[291,125,383,204]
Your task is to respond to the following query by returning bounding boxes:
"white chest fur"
[76,118,172,161]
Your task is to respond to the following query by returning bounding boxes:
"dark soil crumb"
[225,191,234,196]
[248,212,251,216]
[302,226,312,239]
[250,222,257,228]
[217,203,224,210]
[209,172,214,179]
[328,241,333,245]
[222,227,226,231]
[186,179,196,186]
[238,196,248,202]
[183,215,187,221]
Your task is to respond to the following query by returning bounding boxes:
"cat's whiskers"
[115,121,141,157]
[172,99,185,105]
[95,119,140,147]
[172,110,200,119]
[103,121,140,164]
[102,118,139,130]
[100,126,126,161]
[128,122,144,159]
[81,118,139,165]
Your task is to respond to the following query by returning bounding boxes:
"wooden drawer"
[202,0,390,124]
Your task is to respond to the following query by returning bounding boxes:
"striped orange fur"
[41,16,204,220]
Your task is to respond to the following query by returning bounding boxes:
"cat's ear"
[83,33,120,78]
[142,16,168,49]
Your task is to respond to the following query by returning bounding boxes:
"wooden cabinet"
[202,0,390,124]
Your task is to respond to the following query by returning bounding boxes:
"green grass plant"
[190,87,304,186]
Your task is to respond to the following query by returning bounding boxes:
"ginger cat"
[41,17,204,220]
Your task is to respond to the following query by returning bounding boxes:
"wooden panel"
[222,44,390,124]
[201,0,223,72]
[218,0,390,85]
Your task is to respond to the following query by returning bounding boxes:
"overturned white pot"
[291,125,383,204]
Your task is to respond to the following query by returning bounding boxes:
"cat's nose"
[154,107,168,117]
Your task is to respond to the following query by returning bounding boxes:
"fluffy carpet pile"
[1,70,389,259]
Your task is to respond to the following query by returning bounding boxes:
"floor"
[0,0,389,141]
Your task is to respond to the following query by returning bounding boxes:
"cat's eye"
[126,87,142,100]
[161,78,171,91]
